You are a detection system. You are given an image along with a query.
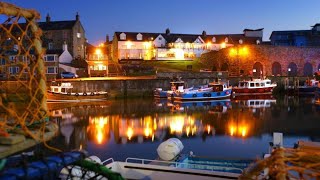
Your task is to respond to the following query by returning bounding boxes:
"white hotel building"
[112,28,263,61]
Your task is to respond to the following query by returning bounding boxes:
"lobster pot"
[157,138,184,161]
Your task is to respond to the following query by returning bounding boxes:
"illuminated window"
[225,37,228,43]
[77,33,81,38]
[212,37,216,43]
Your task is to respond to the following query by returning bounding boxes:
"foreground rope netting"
[0,2,49,142]
[240,148,320,179]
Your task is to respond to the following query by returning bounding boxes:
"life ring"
[67,92,71,96]
[192,94,197,97]
[226,91,230,95]
[90,92,95,96]
[75,93,79,96]
[83,92,87,96]
[208,93,212,97]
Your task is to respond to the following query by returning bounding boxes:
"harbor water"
[47,95,320,161]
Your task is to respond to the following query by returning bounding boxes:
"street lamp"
[229,46,248,76]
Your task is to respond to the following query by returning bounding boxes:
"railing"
[125,157,243,173]
[102,158,114,165]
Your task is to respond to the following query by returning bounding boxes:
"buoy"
[157,138,184,161]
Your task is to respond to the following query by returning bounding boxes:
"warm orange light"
[144,127,152,137]
[228,123,249,137]
[207,125,211,134]
[220,42,226,49]
[127,127,134,140]
[239,47,249,56]
[229,48,237,56]
[125,41,133,49]
[95,48,101,55]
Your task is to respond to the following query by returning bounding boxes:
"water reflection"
[47,96,320,160]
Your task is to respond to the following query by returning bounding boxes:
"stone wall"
[200,45,320,77]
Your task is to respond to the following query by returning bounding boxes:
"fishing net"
[240,147,320,179]
[0,2,48,142]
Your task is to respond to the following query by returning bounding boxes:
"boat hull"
[232,87,274,96]
[175,89,232,101]
[154,90,168,98]
[47,91,108,102]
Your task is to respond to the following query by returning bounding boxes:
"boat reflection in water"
[47,96,320,161]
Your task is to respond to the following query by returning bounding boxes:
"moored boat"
[47,82,108,102]
[154,79,186,99]
[232,78,276,96]
[174,82,232,101]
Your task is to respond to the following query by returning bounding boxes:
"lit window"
[212,37,216,43]
[225,37,228,43]
[77,33,81,38]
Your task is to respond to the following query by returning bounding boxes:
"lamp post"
[229,46,248,77]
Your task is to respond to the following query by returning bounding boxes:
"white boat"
[233,78,277,96]
[47,82,108,102]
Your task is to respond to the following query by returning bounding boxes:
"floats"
[47,82,108,102]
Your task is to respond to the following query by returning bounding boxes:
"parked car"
[61,72,78,78]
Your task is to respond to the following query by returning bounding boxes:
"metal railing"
[125,157,243,173]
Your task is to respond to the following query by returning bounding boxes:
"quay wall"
[1,72,309,99]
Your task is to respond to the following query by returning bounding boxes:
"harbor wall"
[1,72,309,98]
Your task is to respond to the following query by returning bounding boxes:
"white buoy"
[157,138,184,161]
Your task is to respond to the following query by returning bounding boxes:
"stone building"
[270,23,320,47]
[200,45,320,77]
[40,13,86,60]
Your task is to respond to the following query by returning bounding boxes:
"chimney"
[76,12,80,21]
[106,35,110,43]
[46,13,51,23]
[165,28,170,35]
[63,42,68,51]
[202,30,207,37]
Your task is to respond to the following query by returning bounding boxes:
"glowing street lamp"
[229,46,249,76]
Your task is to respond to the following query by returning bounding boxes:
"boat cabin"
[170,81,185,91]
[50,83,73,93]
[304,79,319,87]
[208,83,228,92]
[238,79,272,88]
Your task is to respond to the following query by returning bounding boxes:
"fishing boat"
[47,82,108,102]
[174,82,232,101]
[298,79,319,94]
[232,78,277,96]
[154,78,186,98]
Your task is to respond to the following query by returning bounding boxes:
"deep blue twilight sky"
[4,0,320,45]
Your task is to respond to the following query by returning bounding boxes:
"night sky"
[4,0,320,45]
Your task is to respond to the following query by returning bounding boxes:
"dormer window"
[120,33,126,40]
[212,37,216,43]
[137,33,142,40]
[225,37,228,43]
[239,39,243,44]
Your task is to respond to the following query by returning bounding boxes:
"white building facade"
[112,29,263,61]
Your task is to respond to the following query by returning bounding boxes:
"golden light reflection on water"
[85,110,254,145]
[228,122,249,137]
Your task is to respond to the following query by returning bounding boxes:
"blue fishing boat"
[174,82,232,101]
